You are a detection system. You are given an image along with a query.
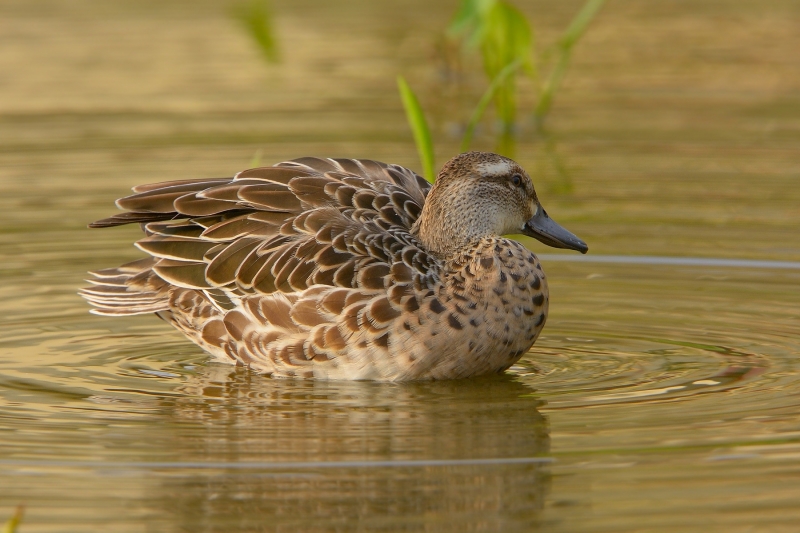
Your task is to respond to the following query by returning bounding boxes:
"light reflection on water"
[1,250,799,530]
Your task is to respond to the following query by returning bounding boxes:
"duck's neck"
[412,192,505,258]
[412,213,474,259]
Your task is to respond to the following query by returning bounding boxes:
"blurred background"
[2,0,798,261]
[1,0,799,531]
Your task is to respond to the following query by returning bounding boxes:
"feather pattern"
[81,153,587,380]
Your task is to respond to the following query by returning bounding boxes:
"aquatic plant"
[399,0,605,190]
[397,76,436,182]
[448,0,534,156]
[232,0,602,191]
[2,506,23,533]
[233,0,280,63]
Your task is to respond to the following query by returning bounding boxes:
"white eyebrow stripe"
[477,161,513,177]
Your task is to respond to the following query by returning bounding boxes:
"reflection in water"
[149,368,551,531]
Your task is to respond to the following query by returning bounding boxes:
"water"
[2,0,800,531]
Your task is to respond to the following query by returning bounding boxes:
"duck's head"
[413,151,588,257]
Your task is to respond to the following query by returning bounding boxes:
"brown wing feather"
[85,159,437,326]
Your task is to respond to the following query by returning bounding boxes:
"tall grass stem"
[397,76,436,182]
[534,0,604,123]
[460,59,523,152]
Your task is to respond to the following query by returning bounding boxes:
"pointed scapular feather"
[173,193,237,216]
[128,269,168,292]
[118,180,231,211]
[144,221,205,238]
[234,166,313,183]
[89,257,155,278]
[206,237,262,286]
[79,286,159,301]
[152,259,211,289]
[85,275,130,287]
[284,157,340,173]
[248,211,293,225]
[238,184,301,212]
[327,158,363,176]
[201,215,277,241]
[89,304,168,317]
[196,180,263,201]
[187,215,226,229]
[89,211,177,228]
[354,159,390,180]
[131,178,230,194]
[79,284,143,297]
[135,236,218,262]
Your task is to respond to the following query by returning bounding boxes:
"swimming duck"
[81,152,587,380]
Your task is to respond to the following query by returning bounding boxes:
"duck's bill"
[522,208,588,254]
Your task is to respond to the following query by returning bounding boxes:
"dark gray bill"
[522,208,588,254]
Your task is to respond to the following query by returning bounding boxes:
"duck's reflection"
[154,365,551,531]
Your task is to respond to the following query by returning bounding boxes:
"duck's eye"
[511,174,523,188]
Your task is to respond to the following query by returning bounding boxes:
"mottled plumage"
[81,152,587,380]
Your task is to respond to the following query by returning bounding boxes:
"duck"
[80,151,587,381]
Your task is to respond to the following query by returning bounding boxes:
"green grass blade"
[560,0,605,50]
[447,0,496,44]
[460,59,522,152]
[397,76,436,182]
[535,0,604,123]
[2,506,24,533]
[249,149,263,168]
[233,0,280,63]
[477,1,534,155]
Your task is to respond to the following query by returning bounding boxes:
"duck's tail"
[79,257,171,316]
